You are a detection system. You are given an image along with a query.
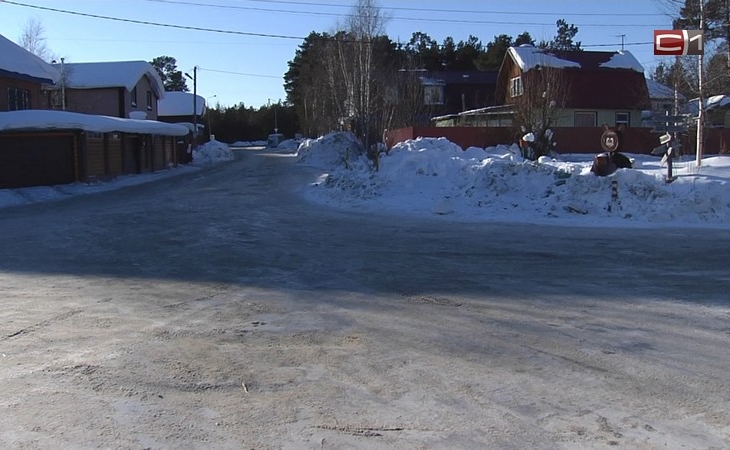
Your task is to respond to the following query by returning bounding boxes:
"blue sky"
[0,0,680,109]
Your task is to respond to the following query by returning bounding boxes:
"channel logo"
[654,30,704,56]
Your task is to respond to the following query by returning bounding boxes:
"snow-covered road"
[0,148,728,448]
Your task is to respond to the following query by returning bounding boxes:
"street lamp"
[206,95,217,140]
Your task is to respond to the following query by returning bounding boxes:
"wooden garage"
[0,132,78,189]
[0,110,190,189]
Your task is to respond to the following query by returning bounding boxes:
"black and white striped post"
[611,179,618,202]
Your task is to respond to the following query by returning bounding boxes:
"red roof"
[504,48,651,110]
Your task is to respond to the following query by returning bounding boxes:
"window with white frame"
[509,76,523,97]
[146,91,153,110]
[574,111,597,127]
[615,111,630,127]
[131,86,137,107]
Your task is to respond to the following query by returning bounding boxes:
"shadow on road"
[1,150,728,306]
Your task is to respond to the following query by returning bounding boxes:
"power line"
[1,1,664,46]
[154,0,661,17]
[142,0,666,27]
[1,0,304,40]
[199,67,281,79]
[582,41,653,48]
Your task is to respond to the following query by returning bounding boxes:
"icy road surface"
[0,148,728,449]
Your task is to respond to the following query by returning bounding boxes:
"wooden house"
[494,45,651,128]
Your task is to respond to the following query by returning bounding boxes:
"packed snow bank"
[300,134,730,229]
[192,140,234,164]
[0,164,200,210]
[296,132,366,168]
[230,140,267,147]
[276,138,303,152]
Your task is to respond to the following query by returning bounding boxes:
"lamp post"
[268,98,279,134]
[184,66,198,138]
[206,95,217,140]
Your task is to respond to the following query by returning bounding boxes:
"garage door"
[0,133,77,189]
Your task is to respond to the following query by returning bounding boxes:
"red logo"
[654,30,703,55]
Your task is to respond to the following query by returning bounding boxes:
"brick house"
[0,33,60,111]
[53,60,165,120]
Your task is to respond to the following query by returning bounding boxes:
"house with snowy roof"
[0,33,60,111]
[493,45,651,128]
[157,91,207,130]
[686,94,730,128]
[54,60,165,120]
[645,78,685,115]
[421,70,499,115]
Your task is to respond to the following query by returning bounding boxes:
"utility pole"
[60,57,66,110]
[696,1,705,168]
[192,66,198,138]
[185,66,198,141]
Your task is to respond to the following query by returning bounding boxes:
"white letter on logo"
[656,33,682,53]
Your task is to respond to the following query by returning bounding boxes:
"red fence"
[385,126,730,155]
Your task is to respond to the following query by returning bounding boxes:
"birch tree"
[19,18,54,62]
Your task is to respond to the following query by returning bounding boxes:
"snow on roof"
[58,61,165,99]
[706,94,730,110]
[158,91,207,116]
[684,95,730,116]
[419,77,446,86]
[598,51,644,72]
[0,33,60,84]
[508,46,581,72]
[0,110,190,136]
[508,46,644,74]
[645,78,686,101]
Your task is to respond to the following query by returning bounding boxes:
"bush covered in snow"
[192,140,234,164]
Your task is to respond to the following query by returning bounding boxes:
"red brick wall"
[0,76,45,111]
[66,87,121,117]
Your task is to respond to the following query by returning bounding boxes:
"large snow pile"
[276,138,303,152]
[296,132,366,168]
[301,134,730,228]
[192,140,234,164]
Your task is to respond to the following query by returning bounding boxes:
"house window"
[424,85,444,105]
[509,76,523,97]
[616,111,630,127]
[7,87,31,111]
[146,91,153,110]
[87,132,103,139]
[574,111,597,127]
[131,86,137,107]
